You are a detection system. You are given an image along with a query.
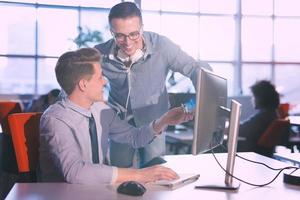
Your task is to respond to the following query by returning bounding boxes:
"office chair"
[278,103,290,119]
[0,101,22,134]
[8,112,42,182]
[257,119,290,157]
[0,101,22,173]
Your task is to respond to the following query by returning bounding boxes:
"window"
[161,0,199,12]
[242,0,273,15]
[0,5,35,55]
[274,18,300,62]
[242,17,273,61]
[0,0,300,106]
[37,7,78,56]
[37,58,59,93]
[199,0,236,14]
[80,10,111,41]
[275,64,300,103]
[0,1,114,95]
[242,64,271,95]
[199,16,235,61]
[0,57,35,94]
[161,14,199,58]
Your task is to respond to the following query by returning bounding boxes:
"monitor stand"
[195,181,240,190]
[195,100,242,191]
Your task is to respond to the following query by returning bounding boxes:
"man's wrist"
[153,116,167,134]
[116,168,140,183]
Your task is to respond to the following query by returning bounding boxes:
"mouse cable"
[220,144,296,171]
[210,148,298,187]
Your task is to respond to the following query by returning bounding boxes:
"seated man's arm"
[108,106,193,148]
[39,115,116,185]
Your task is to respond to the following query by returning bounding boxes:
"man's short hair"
[108,2,142,26]
[55,48,101,95]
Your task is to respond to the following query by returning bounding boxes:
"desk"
[5,153,300,200]
[274,152,300,166]
[288,116,300,151]
[289,116,300,126]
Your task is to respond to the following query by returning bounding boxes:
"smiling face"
[110,16,143,56]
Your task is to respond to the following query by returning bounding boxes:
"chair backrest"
[257,119,290,149]
[278,103,290,119]
[8,112,42,173]
[0,101,22,134]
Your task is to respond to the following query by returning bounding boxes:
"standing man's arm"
[161,36,212,87]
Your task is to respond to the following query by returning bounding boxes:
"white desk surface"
[6,153,300,200]
[274,152,300,165]
[289,116,300,126]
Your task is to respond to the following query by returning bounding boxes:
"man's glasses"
[111,29,142,42]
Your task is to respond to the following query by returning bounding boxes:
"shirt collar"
[63,98,92,118]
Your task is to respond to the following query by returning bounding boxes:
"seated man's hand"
[136,165,179,183]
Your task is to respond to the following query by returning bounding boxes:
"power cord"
[220,144,288,171]
[210,147,299,187]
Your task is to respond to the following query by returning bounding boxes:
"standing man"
[95,2,211,168]
[38,48,194,184]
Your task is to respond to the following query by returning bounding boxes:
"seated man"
[38,48,194,184]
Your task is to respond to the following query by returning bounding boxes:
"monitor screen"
[192,69,227,155]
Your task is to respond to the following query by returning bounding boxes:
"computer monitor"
[192,68,241,190]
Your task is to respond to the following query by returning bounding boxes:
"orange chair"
[0,101,22,134]
[8,112,42,182]
[0,101,22,173]
[278,103,290,119]
[257,119,290,156]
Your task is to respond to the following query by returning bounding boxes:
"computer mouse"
[117,181,146,196]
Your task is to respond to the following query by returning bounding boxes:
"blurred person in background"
[238,80,280,154]
[25,89,60,112]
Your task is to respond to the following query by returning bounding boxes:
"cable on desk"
[220,144,290,171]
[210,148,299,187]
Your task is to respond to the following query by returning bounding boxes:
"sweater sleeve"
[107,110,157,148]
